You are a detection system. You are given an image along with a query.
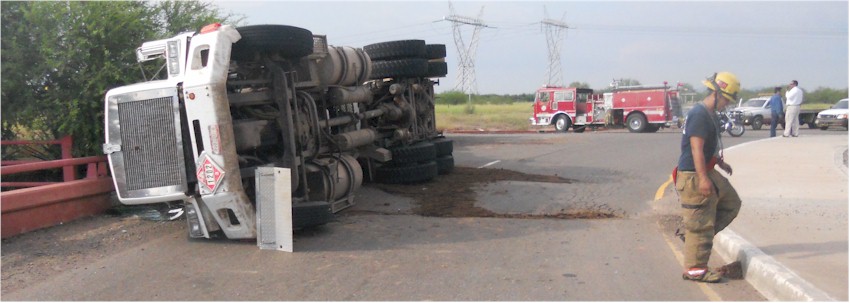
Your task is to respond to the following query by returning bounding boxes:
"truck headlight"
[167,40,180,76]
[838,114,848,119]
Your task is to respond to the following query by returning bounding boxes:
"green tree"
[435,90,469,105]
[567,81,591,89]
[1,1,240,156]
[152,1,244,37]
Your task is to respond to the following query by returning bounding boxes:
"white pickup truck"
[731,96,819,130]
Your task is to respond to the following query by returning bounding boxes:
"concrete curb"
[712,136,842,301]
[715,230,836,301]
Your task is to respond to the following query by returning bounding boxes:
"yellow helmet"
[702,72,740,102]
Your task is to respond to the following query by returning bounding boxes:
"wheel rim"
[732,125,744,136]
[630,117,642,130]
[556,117,567,131]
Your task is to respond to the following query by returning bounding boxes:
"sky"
[214,1,849,95]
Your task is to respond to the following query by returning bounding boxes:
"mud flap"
[255,167,293,252]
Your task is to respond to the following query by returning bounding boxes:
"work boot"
[682,268,722,283]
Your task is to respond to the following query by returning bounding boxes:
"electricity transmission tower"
[541,6,569,86]
[444,2,489,94]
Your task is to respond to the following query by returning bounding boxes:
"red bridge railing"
[1,136,115,238]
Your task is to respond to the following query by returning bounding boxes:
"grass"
[435,102,533,131]
[802,103,832,111]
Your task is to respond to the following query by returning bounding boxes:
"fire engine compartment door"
[575,92,588,116]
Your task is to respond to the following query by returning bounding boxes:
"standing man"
[767,86,784,137]
[783,80,804,137]
[675,72,743,283]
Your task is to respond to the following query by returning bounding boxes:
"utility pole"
[444,2,490,95]
[541,6,569,87]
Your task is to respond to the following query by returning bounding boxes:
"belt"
[672,156,718,184]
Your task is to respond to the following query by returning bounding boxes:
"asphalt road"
[3,126,839,300]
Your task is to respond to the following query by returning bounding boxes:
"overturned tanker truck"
[102,23,452,242]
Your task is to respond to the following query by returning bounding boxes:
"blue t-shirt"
[677,103,719,171]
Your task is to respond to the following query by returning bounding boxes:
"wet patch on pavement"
[368,166,621,219]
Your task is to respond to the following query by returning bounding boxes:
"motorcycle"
[718,110,745,137]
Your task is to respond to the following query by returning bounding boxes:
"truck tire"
[432,137,453,157]
[370,59,428,79]
[554,115,571,132]
[808,122,818,129]
[426,62,448,78]
[389,141,436,164]
[626,113,647,133]
[364,40,426,61]
[375,161,438,184]
[293,201,334,229]
[573,125,586,133]
[425,44,447,59]
[232,25,314,61]
[645,124,660,133]
[436,155,454,175]
[751,116,763,130]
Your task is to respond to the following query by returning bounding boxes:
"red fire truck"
[529,82,683,133]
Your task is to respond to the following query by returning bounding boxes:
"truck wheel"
[751,116,763,130]
[645,124,660,133]
[389,141,436,164]
[425,44,447,59]
[232,25,314,61]
[292,201,334,229]
[573,125,586,133]
[554,115,571,132]
[370,59,428,79]
[626,113,647,133]
[426,62,448,78]
[432,137,453,157]
[436,155,454,175]
[375,161,438,184]
[364,40,426,61]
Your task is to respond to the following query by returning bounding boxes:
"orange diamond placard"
[196,155,225,193]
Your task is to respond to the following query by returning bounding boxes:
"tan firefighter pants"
[675,169,741,269]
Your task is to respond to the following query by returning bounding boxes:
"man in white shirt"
[783,80,803,137]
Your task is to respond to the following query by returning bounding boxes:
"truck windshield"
[743,99,766,107]
[835,99,848,109]
[537,91,549,103]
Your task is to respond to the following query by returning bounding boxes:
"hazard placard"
[196,155,225,194]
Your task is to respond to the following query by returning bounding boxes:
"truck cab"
[531,86,595,132]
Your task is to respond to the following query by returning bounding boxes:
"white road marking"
[478,160,501,169]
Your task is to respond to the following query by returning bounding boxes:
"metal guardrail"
[1,137,115,238]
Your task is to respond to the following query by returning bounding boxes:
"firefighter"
[674,72,742,283]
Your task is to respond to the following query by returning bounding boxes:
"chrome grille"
[117,97,183,190]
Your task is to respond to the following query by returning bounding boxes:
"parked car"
[815,98,849,130]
